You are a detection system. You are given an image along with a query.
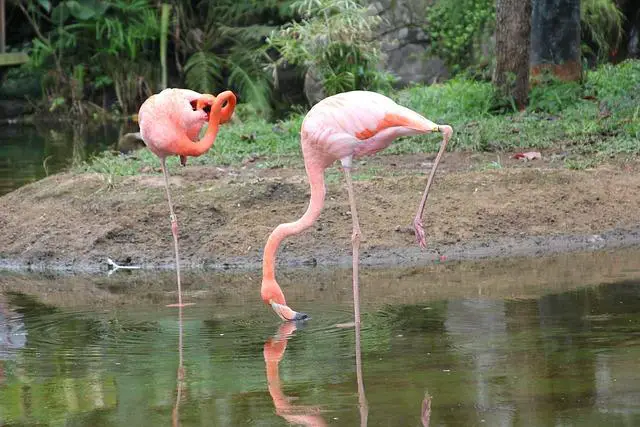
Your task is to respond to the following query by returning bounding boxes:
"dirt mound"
[1,152,639,272]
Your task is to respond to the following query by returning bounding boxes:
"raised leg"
[343,166,362,328]
[413,125,453,248]
[160,158,193,308]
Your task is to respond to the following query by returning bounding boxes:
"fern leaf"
[184,51,223,93]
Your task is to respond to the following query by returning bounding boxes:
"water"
[0,122,132,196]
[1,249,640,426]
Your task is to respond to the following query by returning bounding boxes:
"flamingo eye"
[190,100,197,111]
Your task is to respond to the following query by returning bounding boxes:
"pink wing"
[301,91,438,163]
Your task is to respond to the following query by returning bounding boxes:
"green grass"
[78,60,640,176]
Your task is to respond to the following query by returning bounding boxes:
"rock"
[117,132,145,153]
[372,0,449,86]
[0,100,34,119]
[303,66,326,106]
[271,60,307,108]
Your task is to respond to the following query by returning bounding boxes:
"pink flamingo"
[138,88,236,307]
[261,90,453,321]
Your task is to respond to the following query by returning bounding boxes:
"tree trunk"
[531,0,581,81]
[493,0,533,110]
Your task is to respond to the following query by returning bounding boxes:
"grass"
[78,60,640,176]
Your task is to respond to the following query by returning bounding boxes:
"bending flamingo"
[139,88,236,307]
[261,90,453,321]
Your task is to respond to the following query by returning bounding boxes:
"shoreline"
[2,153,640,276]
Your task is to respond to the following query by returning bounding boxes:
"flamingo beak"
[191,95,215,121]
[270,301,309,322]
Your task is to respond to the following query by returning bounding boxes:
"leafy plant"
[581,0,624,63]
[18,0,160,115]
[267,0,394,99]
[424,0,495,76]
[175,0,297,117]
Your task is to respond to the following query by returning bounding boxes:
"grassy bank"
[78,60,640,176]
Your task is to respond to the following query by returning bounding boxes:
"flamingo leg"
[343,166,363,328]
[160,158,192,308]
[344,165,368,425]
[413,127,452,248]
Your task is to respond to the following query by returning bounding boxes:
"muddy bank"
[1,152,640,273]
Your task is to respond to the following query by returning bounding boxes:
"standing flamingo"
[138,88,236,307]
[261,90,453,321]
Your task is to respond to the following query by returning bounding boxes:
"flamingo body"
[301,91,439,168]
[261,90,453,321]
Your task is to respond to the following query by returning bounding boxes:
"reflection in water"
[354,316,368,427]
[421,394,432,427]
[0,294,27,385]
[172,306,186,427]
[0,264,639,425]
[263,316,371,426]
[264,322,327,426]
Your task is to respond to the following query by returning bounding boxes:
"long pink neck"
[262,161,325,282]
[178,91,236,157]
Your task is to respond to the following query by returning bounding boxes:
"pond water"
[0,122,132,196]
[1,249,640,426]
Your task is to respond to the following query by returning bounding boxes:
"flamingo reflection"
[264,321,327,426]
[354,318,368,427]
[0,294,27,385]
[421,393,432,427]
[264,320,370,427]
[172,305,186,427]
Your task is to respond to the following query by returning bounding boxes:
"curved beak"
[192,94,216,120]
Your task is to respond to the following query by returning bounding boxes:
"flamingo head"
[261,279,309,322]
[190,94,216,122]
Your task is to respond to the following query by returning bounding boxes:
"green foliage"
[424,0,495,76]
[267,0,394,97]
[581,0,624,62]
[528,75,583,115]
[425,0,624,77]
[21,0,161,115]
[176,0,297,117]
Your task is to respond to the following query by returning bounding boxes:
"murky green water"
[1,250,640,426]
[0,122,130,196]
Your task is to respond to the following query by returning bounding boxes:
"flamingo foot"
[271,302,309,322]
[413,217,427,249]
[166,303,196,308]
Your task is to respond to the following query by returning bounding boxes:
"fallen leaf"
[512,151,541,161]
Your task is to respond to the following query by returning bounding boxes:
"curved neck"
[178,91,237,157]
[262,161,325,281]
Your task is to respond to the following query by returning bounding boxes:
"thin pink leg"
[414,127,452,248]
[160,158,193,308]
[344,166,368,426]
[343,166,362,327]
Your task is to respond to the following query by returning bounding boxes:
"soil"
[1,151,640,273]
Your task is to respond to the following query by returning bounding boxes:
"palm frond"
[184,51,223,93]
[218,24,280,42]
[581,0,624,61]
[226,53,272,116]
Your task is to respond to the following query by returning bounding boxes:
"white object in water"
[107,258,141,276]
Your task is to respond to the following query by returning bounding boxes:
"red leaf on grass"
[512,151,541,160]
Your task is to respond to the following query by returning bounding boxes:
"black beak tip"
[293,312,310,322]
